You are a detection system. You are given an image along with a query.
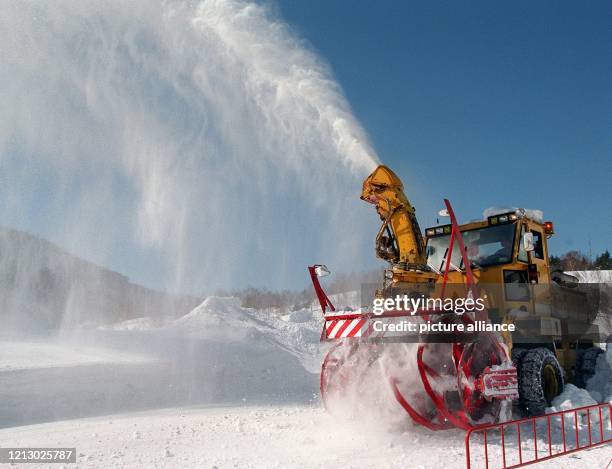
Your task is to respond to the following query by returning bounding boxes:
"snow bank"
[170,296,266,340]
[547,384,598,412]
[563,271,612,347]
[586,345,612,403]
[539,341,611,409]
[97,317,158,331]
[2,296,323,427]
[169,296,324,374]
[565,270,612,283]
[2,293,357,427]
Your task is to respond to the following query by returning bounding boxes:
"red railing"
[466,402,612,469]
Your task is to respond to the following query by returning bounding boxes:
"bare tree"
[560,251,592,271]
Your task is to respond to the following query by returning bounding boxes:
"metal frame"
[465,402,612,469]
[308,265,335,315]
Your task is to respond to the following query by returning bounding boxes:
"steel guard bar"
[465,402,612,469]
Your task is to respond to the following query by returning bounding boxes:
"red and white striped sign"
[324,317,367,339]
[323,314,408,340]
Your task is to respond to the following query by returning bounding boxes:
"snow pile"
[168,291,362,375]
[170,296,266,340]
[565,270,612,283]
[237,304,324,374]
[97,317,158,331]
[547,384,598,412]
[586,345,612,403]
[1,295,327,428]
[563,271,612,346]
[169,296,325,373]
[540,342,612,409]
[542,381,611,454]
[155,296,326,402]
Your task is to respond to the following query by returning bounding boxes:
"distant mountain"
[0,228,201,331]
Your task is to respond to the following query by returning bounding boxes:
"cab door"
[520,226,548,284]
[501,223,531,310]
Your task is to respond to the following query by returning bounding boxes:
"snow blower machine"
[309,165,603,431]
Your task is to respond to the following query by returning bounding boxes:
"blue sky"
[279,0,612,258]
[2,1,610,295]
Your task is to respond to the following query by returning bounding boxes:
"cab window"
[504,270,530,301]
[532,231,544,259]
[426,223,515,271]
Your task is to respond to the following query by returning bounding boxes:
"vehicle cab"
[424,210,557,333]
[424,210,554,285]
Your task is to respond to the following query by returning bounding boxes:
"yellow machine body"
[361,165,598,381]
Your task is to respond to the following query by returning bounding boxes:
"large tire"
[511,347,528,366]
[574,347,603,388]
[517,348,564,416]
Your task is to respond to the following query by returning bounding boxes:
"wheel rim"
[542,363,559,403]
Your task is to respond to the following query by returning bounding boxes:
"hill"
[0,228,200,332]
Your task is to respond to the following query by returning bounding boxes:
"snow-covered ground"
[0,296,325,430]
[1,404,609,469]
[1,290,610,468]
[0,340,152,372]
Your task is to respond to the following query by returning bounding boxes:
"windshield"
[426,223,516,272]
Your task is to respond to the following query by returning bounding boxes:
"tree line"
[550,249,611,271]
[217,269,384,311]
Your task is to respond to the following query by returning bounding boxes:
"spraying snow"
[0,0,378,296]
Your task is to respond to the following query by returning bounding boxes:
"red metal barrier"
[466,403,612,469]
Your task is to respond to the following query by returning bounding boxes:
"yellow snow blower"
[309,165,603,431]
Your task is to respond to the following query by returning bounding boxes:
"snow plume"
[322,342,440,432]
[0,0,378,297]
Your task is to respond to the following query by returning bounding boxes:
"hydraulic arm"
[360,165,427,269]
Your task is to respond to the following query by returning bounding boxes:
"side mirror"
[314,265,331,277]
[523,232,535,252]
